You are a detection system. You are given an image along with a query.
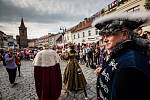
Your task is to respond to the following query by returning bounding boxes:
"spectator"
[82,44,87,64]
[94,45,100,65]
[15,49,21,77]
[4,48,17,87]
[79,49,84,64]
[85,44,93,67]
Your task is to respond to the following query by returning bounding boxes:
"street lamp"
[60,27,66,48]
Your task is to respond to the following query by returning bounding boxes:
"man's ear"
[122,30,128,36]
[122,31,129,40]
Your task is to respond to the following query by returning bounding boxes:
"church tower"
[19,17,28,48]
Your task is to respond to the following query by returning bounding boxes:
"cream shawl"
[33,49,60,67]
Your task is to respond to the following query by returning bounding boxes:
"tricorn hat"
[92,11,150,36]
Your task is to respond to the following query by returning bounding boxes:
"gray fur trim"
[92,11,150,28]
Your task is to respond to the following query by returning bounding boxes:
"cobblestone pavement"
[0,60,97,100]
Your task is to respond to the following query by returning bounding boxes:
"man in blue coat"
[93,12,150,100]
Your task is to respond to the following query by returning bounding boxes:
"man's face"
[102,32,127,50]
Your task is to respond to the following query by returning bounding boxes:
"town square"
[0,0,150,100]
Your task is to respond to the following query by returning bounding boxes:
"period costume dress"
[33,49,62,100]
[63,50,87,92]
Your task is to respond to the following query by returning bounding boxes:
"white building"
[64,18,101,45]
[101,0,150,15]
[64,28,73,44]
[7,35,17,49]
[72,26,100,44]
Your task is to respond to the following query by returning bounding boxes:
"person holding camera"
[4,48,17,87]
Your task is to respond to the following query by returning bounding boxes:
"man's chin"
[106,47,113,51]
[106,46,111,50]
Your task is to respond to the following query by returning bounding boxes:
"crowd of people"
[56,42,108,70]
[1,11,150,100]
[32,11,150,100]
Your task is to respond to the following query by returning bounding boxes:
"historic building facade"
[31,33,62,48]
[19,18,28,48]
[26,0,150,47]
[64,0,150,45]
[28,39,37,48]
[101,0,150,15]
[0,31,17,49]
[0,31,5,48]
[64,18,100,45]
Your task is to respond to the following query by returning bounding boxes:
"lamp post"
[60,27,66,48]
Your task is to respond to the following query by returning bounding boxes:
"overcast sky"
[0,0,112,39]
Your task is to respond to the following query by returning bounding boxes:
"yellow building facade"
[101,0,150,15]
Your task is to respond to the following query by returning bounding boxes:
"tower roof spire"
[20,17,25,27]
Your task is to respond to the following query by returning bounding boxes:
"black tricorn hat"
[92,11,150,36]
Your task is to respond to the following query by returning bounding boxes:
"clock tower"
[19,17,28,48]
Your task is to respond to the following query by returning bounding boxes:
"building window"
[64,37,66,41]
[83,32,85,37]
[78,33,80,38]
[74,34,75,39]
[96,29,99,35]
[126,5,140,12]
[67,36,69,40]
[88,30,91,36]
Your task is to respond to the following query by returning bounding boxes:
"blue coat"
[97,40,150,100]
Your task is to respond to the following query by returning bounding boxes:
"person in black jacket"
[93,12,150,100]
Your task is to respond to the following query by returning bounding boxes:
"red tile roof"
[71,18,93,33]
